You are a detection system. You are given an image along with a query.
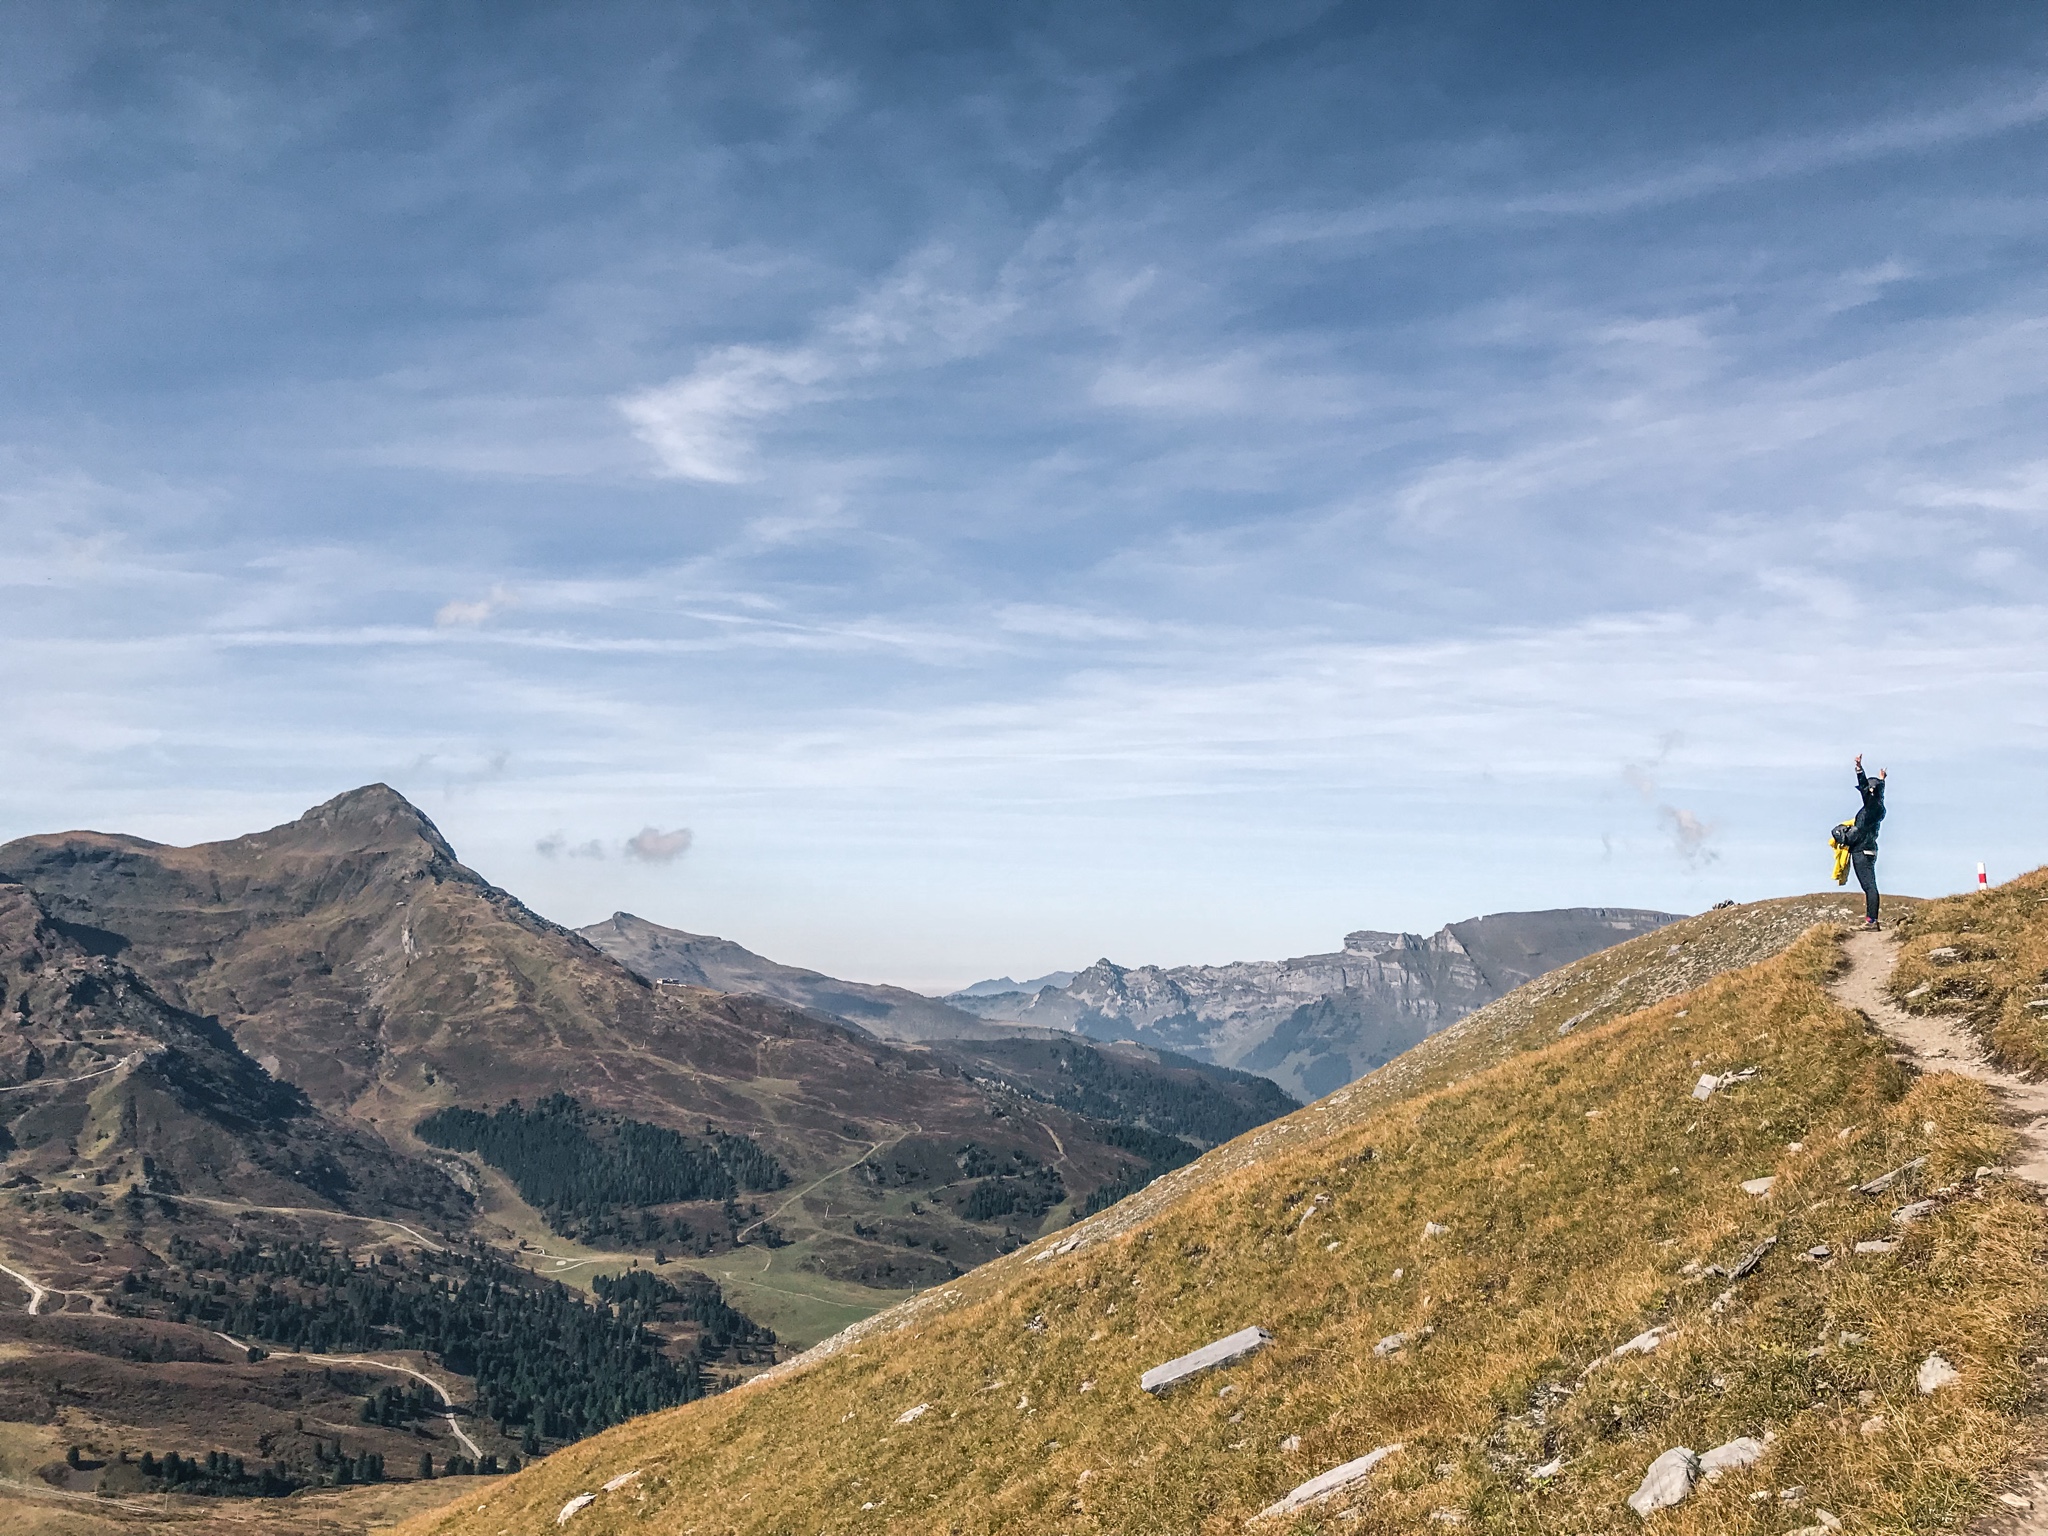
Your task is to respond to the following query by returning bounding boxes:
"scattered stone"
[1905,983,1932,1000]
[1797,1245,1831,1262]
[1423,1221,1449,1239]
[1025,1313,1047,1332]
[1699,1437,1766,1478]
[1625,1447,1699,1515]
[601,1470,641,1492]
[1373,1333,1409,1358]
[1219,1384,1238,1397]
[1854,1238,1896,1254]
[1728,1237,1777,1279]
[1998,1492,2035,1511]
[1079,1380,1095,1393]
[1251,1444,1404,1521]
[1917,1353,1961,1394]
[1326,1240,1341,1251]
[1557,1010,1593,1036]
[1429,1510,1466,1525]
[1780,1485,1806,1503]
[1141,1326,1274,1394]
[1530,1457,1563,1480]
[556,1494,596,1526]
[1839,1332,1867,1347]
[2028,999,2048,1011]
[1858,1156,1928,1195]
[895,1403,931,1425]
[1740,1176,1776,1197]
[1692,1074,1719,1101]
[1892,1200,1936,1226]
[1927,946,1961,964]
[1280,1435,1301,1452]
[1858,1415,1887,1436]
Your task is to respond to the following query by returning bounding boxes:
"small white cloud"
[625,826,693,863]
[536,832,606,860]
[436,584,516,627]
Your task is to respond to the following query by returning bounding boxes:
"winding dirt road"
[213,1331,484,1459]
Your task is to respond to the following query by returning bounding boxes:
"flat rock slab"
[1627,1447,1699,1514]
[1142,1326,1274,1394]
[1251,1443,1404,1520]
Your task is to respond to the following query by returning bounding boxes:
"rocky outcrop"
[958,908,1681,1100]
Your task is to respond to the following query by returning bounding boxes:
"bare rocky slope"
[952,907,1682,1099]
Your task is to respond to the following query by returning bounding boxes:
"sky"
[3,2,2045,992]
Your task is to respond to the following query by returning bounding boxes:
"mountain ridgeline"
[946,907,1683,1099]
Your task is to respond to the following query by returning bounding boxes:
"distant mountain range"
[584,905,1684,1105]
[943,908,1683,1099]
[952,970,1078,998]
[580,912,1007,1042]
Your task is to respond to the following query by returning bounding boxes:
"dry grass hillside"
[399,889,2048,1536]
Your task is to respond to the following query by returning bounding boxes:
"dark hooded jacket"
[1848,768,1885,853]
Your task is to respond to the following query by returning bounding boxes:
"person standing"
[1848,753,1887,928]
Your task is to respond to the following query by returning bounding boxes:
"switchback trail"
[1831,928,2048,1533]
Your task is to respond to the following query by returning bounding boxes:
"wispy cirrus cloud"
[617,251,1021,482]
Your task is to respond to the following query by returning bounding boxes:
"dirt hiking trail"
[1832,928,2048,1531]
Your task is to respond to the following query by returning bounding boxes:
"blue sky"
[4,2,2045,990]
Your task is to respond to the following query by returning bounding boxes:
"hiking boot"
[1861,918,1881,931]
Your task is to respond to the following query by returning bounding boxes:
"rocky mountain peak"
[283,783,459,860]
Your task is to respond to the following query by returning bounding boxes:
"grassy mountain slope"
[401,889,2048,1536]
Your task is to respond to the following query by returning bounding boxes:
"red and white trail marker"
[1978,862,1989,891]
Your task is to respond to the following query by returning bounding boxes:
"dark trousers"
[1851,850,1879,922]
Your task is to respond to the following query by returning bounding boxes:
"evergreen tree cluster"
[959,1039,1296,1145]
[955,1146,1065,1223]
[1078,1123,1202,1217]
[590,1269,776,1363]
[116,1235,770,1447]
[135,1448,300,1497]
[414,1094,787,1241]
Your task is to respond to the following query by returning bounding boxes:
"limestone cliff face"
[978,909,1681,1101]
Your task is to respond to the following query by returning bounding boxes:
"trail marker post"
[1978,862,1989,892]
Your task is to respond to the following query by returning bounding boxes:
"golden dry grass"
[397,904,2048,1536]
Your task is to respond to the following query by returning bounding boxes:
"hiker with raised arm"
[1844,753,1887,929]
